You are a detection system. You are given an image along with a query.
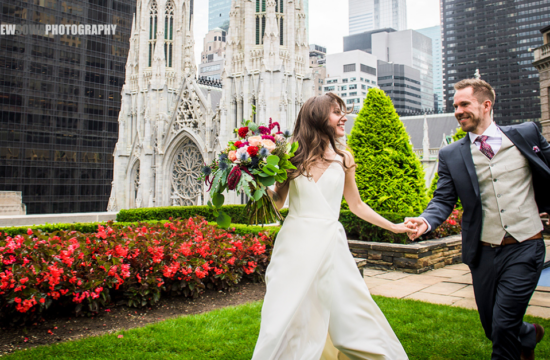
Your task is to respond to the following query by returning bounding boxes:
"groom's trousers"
[470,238,546,360]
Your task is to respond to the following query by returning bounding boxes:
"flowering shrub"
[0,217,273,324]
[424,208,463,240]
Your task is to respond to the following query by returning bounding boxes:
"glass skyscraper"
[208,0,232,31]
[442,0,550,124]
[349,0,407,35]
[0,0,135,214]
[417,25,444,111]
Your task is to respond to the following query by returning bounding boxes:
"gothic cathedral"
[219,0,313,147]
[108,0,222,211]
[109,0,313,211]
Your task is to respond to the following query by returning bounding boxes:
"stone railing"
[348,235,462,274]
[534,44,550,63]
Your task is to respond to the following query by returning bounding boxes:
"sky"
[193,0,441,65]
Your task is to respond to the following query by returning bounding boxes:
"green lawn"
[5,296,550,360]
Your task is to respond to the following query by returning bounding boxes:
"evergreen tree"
[346,88,429,214]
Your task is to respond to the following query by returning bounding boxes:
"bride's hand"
[391,222,417,234]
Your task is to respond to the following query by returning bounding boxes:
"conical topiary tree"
[346,88,429,214]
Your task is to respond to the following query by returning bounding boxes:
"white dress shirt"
[468,121,503,156]
[420,122,502,233]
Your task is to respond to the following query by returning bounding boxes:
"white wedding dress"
[252,157,408,360]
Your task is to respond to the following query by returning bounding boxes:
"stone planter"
[348,235,462,274]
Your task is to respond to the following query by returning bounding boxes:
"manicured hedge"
[339,210,414,243]
[0,220,281,239]
[117,205,250,223]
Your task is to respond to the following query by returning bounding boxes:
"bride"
[252,93,413,360]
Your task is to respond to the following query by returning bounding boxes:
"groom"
[406,79,549,360]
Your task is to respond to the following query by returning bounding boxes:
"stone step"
[355,258,367,277]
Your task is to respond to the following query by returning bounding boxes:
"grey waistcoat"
[471,134,542,245]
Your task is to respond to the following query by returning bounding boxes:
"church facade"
[218,0,314,146]
[108,0,313,211]
[108,0,222,211]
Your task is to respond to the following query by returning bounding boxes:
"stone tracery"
[170,138,203,206]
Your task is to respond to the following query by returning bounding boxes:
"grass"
[4,297,550,360]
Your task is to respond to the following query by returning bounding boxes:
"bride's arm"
[342,152,413,234]
[267,182,289,210]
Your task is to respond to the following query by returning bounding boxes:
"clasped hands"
[402,218,429,241]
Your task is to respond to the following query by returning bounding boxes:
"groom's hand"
[404,218,428,241]
[541,213,549,226]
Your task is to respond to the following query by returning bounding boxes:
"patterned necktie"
[476,135,494,160]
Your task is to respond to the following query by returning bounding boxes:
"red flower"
[39,298,45,304]
[258,126,270,135]
[27,229,33,236]
[234,140,242,148]
[227,166,242,190]
[261,135,276,142]
[247,146,259,157]
[238,127,249,138]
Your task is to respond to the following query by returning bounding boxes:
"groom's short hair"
[454,79,495,109]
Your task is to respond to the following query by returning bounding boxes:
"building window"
[341,93,347,97]
[341,85,347,91]
[148,1,158,67]
[342,78,348,83]
[350,77,356,81]
[343,64,356,72]
[349,84,357,90]
[324,86,335,91]
[164,1,174,68]
[361,84,366,90]
[360,64,376,76]
[350,92,357,96]
[256,0,266,45]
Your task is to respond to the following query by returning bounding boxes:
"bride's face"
[328,104,347,138]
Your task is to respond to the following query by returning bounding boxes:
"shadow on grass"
[4,296,550,360]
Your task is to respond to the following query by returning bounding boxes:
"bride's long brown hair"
[284,93,353,185]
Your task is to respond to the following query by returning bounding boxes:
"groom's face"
[453,87,485,133]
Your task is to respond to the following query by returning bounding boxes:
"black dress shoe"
[521,324,545,360]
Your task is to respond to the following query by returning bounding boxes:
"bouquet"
[200,107,298,227]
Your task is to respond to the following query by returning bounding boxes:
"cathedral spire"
[263,0,280,70]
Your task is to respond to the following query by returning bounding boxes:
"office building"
[349,0,407,35]
[324,50,378,111]
[199,27,226,80]
[344,28,397,53]
[442,0,550,124]
[310,44,327,96]
[417,25,443,111]
[0,0,135,214]
[372,30,434,111]
[378,60,422,114]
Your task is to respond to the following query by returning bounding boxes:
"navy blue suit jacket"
[420,122,550,267]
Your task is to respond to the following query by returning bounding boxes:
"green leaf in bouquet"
[248,122,259,132]
[237,172,254,199]
[266,155,280,166]
[210,170,224,193]
[258,176,276,187]
[217,211,231,228]
[275,171,288,183]
[262,165,277,176]
[207,200,213,208]
[212,193,225,208]
[290,141,299,154]
[253,189,265,201]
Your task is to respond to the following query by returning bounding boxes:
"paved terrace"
[363,240,550,319]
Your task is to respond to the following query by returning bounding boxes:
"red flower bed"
[426,208,463,240]
[0,217,273,324]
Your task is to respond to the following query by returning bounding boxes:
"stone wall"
[0,191,26,216]
[348,235,462,274]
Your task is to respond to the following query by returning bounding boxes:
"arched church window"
[164,1,174,68]
[279,17,283,45]
[148,1,158,67]
[170,138,204,206]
